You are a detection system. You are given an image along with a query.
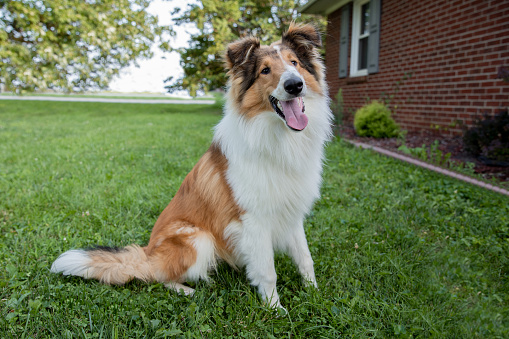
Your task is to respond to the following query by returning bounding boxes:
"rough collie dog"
[51,23,332,310]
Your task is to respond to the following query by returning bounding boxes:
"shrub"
[463,109,509,164]
[354,101,400,138]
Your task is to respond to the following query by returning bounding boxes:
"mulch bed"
[339,125,509,183]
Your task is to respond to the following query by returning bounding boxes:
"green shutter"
[368,0,381,74]
[339,4,351,79]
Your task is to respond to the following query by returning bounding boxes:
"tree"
[166,0,325,96]
[0,0,171,92]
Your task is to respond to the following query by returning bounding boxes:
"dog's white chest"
[225,154,321,219]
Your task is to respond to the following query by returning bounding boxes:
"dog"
[51,23,333,310]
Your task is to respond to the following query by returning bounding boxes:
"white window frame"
[350,0,370,77]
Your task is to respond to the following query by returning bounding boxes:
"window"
[338,0,380,79]
[350,0,370,77]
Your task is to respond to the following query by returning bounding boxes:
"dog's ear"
[282,23,322,79]
[282,23,322,50]
[225,37,261,71]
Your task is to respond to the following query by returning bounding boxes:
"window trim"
[350,0,370,77]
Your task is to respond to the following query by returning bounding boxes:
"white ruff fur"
[215,88,332,307]
[216,91,332,230]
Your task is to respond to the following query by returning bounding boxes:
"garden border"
[345,139,509,197]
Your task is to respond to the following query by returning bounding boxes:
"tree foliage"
[166,0,325,96]
[0,0,171,92]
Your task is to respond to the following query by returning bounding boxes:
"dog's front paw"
[263,294,287,315]
[265,300,287,315]
[276,305,288,316]
[303,277,318,290]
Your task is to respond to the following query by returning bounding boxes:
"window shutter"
[339,4,351,79]
[368,0,381,74]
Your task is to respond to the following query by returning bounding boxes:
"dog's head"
[225,23,325,132]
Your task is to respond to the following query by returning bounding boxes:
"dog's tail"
[50,245,153,285]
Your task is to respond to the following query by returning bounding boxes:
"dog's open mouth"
[269,96,308,131]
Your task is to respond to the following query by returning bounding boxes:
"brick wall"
[325,0,509,134]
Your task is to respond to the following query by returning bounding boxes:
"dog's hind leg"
[147,224,217,295]
[165,282,195,296]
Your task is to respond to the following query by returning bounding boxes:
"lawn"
[0,92,214,101]
[1,100,508,338]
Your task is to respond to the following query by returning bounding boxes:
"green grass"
[0,92,214,101]
[1,100,508,338]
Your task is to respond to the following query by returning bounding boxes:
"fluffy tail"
[50,245,153,285]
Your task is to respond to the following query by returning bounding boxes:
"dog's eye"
[261,67,271,75]
[291,60,298,66]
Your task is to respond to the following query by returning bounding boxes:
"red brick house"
[301,0,509,134]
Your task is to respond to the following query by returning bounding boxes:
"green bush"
[354,101,400,138]
[463,108,509,164]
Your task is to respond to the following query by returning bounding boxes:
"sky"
[108,0,196,95]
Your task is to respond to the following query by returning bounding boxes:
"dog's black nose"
[284,78,303,95]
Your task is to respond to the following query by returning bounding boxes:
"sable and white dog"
[51,23,333,310]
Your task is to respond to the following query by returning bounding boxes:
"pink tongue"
[280,98,308,131]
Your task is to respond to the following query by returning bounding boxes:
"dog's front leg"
[238,216,283,310]
[286,222,318,288]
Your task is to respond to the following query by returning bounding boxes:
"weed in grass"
[0,100,508,337]
[397,139,483,179]
[330,88,345,135]
[398,140,453,167]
